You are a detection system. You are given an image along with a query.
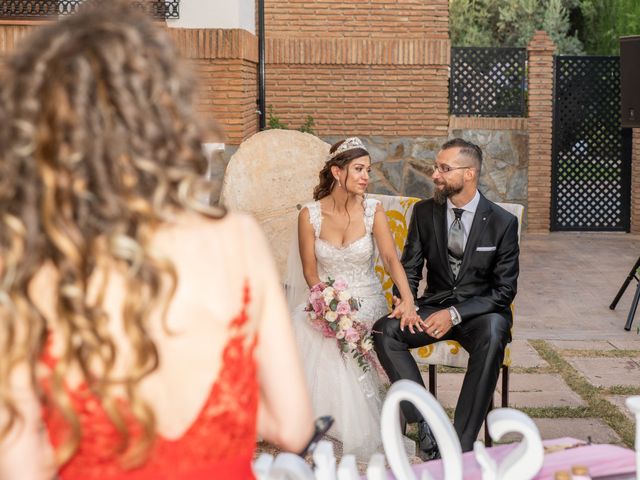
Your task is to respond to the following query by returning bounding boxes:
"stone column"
[632,129,640,233]
[526,31,556,232]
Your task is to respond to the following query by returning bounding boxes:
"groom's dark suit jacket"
[398,193,519,325]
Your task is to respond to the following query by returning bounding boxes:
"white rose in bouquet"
[322,287,336,302]
[325,311,338,323]
[336,330,345,339]
[337,290,352,302]
[338,316,353,331]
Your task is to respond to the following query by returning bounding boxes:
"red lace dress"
[41,283,258,480]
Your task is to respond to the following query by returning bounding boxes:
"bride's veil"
[283,206,310,313]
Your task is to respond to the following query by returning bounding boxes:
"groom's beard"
[433,181,463,204]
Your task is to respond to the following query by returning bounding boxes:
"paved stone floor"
[518,232,640,340]
[483,232,640,446]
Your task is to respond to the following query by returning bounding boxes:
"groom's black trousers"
[373,305,510,452]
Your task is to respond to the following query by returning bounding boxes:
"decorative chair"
[368,193,524,445]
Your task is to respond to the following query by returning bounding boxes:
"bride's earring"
[335,177,342,188]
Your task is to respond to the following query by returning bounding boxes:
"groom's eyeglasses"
[433,164,474,174]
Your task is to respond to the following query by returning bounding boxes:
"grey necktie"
[448,208,465,276]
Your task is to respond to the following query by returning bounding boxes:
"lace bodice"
[304,199,387,327]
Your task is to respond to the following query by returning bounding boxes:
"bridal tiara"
[327,137,368,161]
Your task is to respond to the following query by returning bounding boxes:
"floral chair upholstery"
[369,193,524,443]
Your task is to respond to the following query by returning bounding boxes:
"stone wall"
[450,131,528,206]
[322,127,528,210]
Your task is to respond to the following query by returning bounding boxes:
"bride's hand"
[309,281,327,292]
[390,296,421,334]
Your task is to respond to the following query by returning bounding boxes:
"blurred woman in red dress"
[0,2,313,478]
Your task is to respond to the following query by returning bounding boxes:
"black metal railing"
[0,1,179,19]
[450,47,527,117]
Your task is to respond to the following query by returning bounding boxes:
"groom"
[373,138,519,458]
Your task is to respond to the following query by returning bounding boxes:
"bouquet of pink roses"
[305,277,376,373]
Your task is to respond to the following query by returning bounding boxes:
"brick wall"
[449,116,527,131]
[632,129,640,233]
[0,23,258,145]
[265,0,449,39]
[526,31,556,232]
[264,0,451,137]
[266,64,449,136]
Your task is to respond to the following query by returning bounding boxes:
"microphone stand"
[609,256,640,331]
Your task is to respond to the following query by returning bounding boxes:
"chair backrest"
[367,193,421,307]
[495,202,525,241]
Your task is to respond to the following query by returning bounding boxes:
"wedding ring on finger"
[433,329,439,336]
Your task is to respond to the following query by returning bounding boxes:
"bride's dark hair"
[313,140,369,200]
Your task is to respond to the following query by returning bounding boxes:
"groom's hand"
[422,310,452,339]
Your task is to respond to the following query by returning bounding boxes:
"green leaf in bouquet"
[329,299,338,310]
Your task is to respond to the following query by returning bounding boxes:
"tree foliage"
[449,0,584,54]
[578,0,640,55]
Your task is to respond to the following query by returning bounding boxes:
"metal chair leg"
[428,364,437,397]
[502,365,509,408]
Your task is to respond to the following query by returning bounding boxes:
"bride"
[286,137,419,459]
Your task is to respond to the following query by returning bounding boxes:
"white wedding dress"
[290,198,388,460]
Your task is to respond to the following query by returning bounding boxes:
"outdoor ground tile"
[495,373,585,408]
[548,340,616,351]
[498,418,622,445]
[509,339,548,368]
[419,372,469,409]
[418,372,583,409]
[609,339,640,351]
[567,357,640,388]
[606,395,636,422]
[518,233,639,339]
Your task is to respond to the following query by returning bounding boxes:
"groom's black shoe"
[417,421,440,461]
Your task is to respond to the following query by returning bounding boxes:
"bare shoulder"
[298,205,311,221]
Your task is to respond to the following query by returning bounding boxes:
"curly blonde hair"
[0,0,222,468]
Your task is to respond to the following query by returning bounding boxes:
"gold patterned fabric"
[368,194,523,369]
